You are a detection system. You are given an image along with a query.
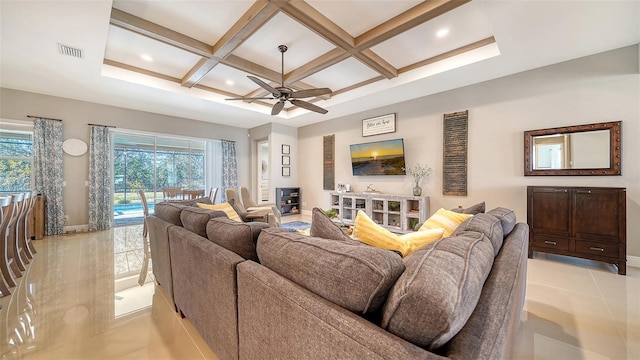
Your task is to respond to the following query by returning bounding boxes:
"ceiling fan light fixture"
[225,45,332,116]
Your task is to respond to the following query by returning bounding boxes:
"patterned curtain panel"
[220,140,238,203]
[33,118,64,235]
[88,126,112,231]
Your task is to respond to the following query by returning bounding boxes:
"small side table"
[245,210,270,223]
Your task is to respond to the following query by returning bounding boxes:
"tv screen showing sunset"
[350,138,406,175]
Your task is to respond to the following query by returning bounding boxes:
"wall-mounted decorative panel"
[443,111,468,196]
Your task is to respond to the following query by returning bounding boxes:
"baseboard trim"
[627,255,640,269]
[63,224,89,234]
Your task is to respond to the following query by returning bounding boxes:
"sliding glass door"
[113,133,208,226]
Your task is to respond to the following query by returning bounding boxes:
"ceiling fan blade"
[225,97,275,101]
[289,99,328,114]
[271,100,285,115]
[290,88,332,99]
[247,76,280,97]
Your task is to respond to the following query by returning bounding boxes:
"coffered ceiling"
[1,1,638,128]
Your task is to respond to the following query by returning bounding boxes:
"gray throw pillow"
[309,207,352,241]
[450,201,486,215]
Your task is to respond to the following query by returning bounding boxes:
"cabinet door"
[573,189,620,242]
[529,187,571,236]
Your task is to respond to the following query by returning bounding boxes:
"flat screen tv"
[350,138,406,176]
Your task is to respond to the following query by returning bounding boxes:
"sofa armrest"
[237,261,444,360]
[169,226,245,360]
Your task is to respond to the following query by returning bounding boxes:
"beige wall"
[298,45,640,257]
[0,88,251,226]
[248,123,298,203]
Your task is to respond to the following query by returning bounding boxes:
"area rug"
[281,221,311,232]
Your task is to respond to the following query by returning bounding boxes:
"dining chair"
[0,196,13,296]
[2,194,23,285]
[162,187,182,202]
[24,190,38,256]
[138,190,151,286]
[7,193,26,274]
[208,187,219,204]
[15,191,32,265]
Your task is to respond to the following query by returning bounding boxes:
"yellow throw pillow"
[353,211,444,257]
[419,208,472,237]
[197,202,242,222]
[399,228,445,255]
[296,228,311,236]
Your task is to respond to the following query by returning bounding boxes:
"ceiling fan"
[226,45,332,115]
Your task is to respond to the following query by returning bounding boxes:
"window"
[0,129,33,193]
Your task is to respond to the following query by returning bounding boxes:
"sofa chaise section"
[237,216,529,359]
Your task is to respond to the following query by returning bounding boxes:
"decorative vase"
[413,185,422,196]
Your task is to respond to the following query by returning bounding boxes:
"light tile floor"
[1,219,638,359]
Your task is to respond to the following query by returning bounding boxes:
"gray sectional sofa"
[147,201,528,360]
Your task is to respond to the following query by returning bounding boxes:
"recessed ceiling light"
[140,54,153,62]
[225,80,234,86]
[436,29,449,38]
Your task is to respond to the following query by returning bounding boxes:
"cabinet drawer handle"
[544,241,557,245]
[553,189,568,193]
[589,247,604,252]
[576,190,592,194]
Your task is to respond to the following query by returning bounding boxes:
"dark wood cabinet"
[527,186,626,275]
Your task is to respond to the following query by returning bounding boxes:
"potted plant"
[403,163,432,196]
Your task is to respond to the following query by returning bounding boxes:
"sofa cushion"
[197,202,242,222]
[381,231,495,350]
[154,202,188,226]
[486,207,517,236]
[206,218,269,261]
[257,228,405,314]
[309,207,352,241]
[180,207,227,238]
[419,208,473,237]
[451,213,504,256]
[450,201,486,215]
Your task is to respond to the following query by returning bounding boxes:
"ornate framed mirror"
[524,121,621,176]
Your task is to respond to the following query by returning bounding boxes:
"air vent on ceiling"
[57,43,83,59]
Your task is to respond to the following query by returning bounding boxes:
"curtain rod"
[88,123,116,128]
[27,115,62,122]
